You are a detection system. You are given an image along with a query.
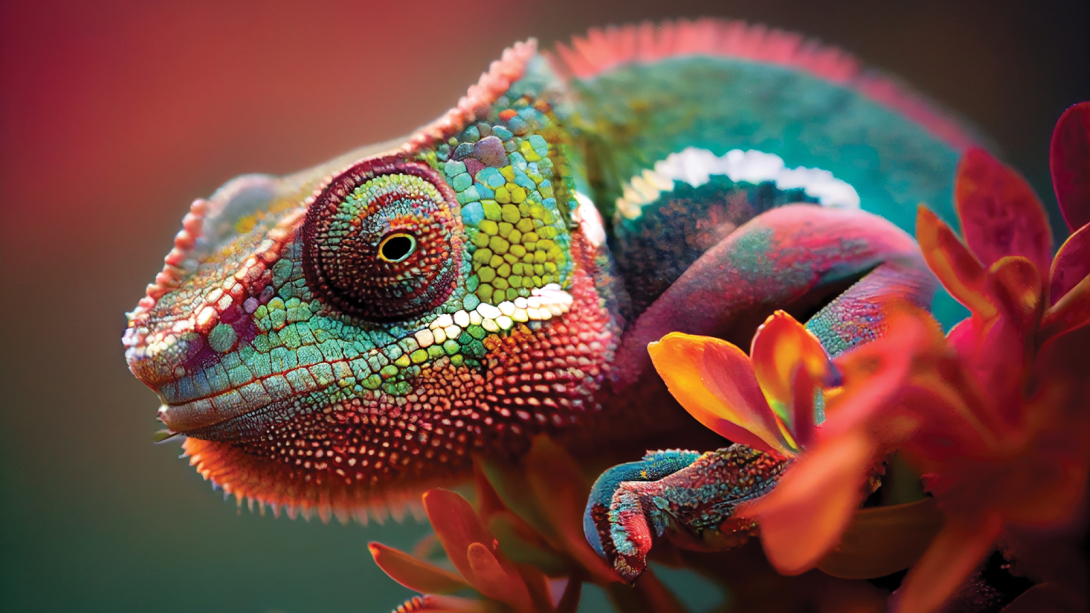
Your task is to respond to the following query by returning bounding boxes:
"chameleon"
[123,18,976,569]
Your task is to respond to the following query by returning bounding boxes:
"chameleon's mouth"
[156,391,313,443]
[157,395,240,436]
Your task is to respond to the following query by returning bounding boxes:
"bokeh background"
[1,1,1088,611]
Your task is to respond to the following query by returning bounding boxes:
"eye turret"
[302,159,463,322]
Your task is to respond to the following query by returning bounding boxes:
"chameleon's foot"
[583,445,790,582]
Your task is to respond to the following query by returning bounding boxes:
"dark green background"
[2,0,1087,611]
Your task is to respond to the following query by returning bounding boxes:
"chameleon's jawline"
[157,395,303,442]
[181,436,438,523]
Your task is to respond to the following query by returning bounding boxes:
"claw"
[583,445,790,581]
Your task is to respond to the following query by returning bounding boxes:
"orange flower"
[648,310,835,457]
[651,103,1090,613]
[650,307,931,575]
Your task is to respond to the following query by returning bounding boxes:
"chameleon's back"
[123,19,976,520]
[555,21,973,317]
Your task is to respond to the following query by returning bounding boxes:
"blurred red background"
[1,1,1087,611]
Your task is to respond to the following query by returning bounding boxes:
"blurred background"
[1,1,1087,611]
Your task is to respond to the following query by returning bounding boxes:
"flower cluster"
[368,103,1089,613]
[649,102,1090,612]
[368,438,693,612]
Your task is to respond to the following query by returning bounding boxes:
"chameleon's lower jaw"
[128,339,323,443]
[156,399,239,439]
[157,398,229,435]
[156,394,299,442]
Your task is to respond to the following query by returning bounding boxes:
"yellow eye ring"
[377,232,417,263]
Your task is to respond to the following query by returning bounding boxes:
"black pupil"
[381,235,414,261]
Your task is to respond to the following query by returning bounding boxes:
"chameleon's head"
[123,41,617,519]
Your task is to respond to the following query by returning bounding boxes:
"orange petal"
[1050,102,1090,232]
[815,498,944,579]
[422,489,502,587]
[955,148,1052,272]
[525,437,621,583]
[789,367,818,451]
[984,256,1043,330]
[649,333,790,454]
[369,542,469,594]
[1050,223,1090,304]
[969,257,1044,424]
[750,310,832,448]
[1041,272,1090,340]
[820,303,937,442]
[916,206,996,319]
[945,315,984,363]
[739,428,877,575]
[895,512,1002,613]
[465,542,532,610]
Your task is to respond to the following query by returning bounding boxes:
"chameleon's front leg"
[589,205,937,580]
[584,446,790,582]
[610,204,936,388]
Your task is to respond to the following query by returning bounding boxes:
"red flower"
[651,103,1090,612]
[370,488,539,612]
[370,438,657,613]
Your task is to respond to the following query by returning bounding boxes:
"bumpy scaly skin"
[125,43,626,517]
[585,446,789,581]
[124,19,975,523]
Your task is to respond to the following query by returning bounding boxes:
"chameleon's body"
[124,18,974,545]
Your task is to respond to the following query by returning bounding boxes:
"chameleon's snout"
[122,173,311,438]
[123,323,248,435]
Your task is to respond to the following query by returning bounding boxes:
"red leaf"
[422,489,500,587]
[977,258,1043,423]
[514,563,556,613]
[1041,273,1090,340]
[739,429,877,575]
[820,303,938,440]
[983,256,1043,331]
[369,542,469,594]
[471,462,506,521]
[465,542,532,611]
[955,148,1052,273]
[525,437,622,584]
[916,206,995,319]
[1050,223,1090,304]
[895,513,1002,613]
[1050,102,1090,232]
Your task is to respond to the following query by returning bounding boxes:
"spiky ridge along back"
[547,18,979,151]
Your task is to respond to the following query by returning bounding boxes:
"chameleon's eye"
[302,159,463,322]
[377,232,416,263]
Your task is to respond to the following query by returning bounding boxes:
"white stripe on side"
[616,147,860,219]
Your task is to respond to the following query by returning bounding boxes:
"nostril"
[123,326,209,392]
[125,348,170,391]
